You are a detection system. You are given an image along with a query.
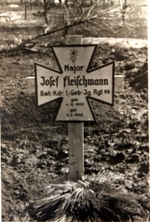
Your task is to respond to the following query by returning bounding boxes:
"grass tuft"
[26,179,149,222]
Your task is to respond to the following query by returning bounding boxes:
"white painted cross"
[27,35,124,180]
[35,45,114,122]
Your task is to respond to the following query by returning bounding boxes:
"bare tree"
[5,0,133,53]
[40,0,130,35]
[119,0,127,22]
[43,0,48,24]
[41,0,55,24]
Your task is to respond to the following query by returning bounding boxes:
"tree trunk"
[43,0,48,24]
[122,0,127,21]
[123,0,127,9]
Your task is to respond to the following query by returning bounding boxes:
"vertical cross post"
[66,35,84,180]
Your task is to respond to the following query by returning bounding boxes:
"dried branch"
[101,20,118,33]
[0,2,133,55]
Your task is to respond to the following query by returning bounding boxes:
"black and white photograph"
[1,0,149,221]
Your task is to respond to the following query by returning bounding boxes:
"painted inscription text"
[40,75,109,88]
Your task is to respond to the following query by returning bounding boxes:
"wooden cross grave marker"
[27,35,124,180]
